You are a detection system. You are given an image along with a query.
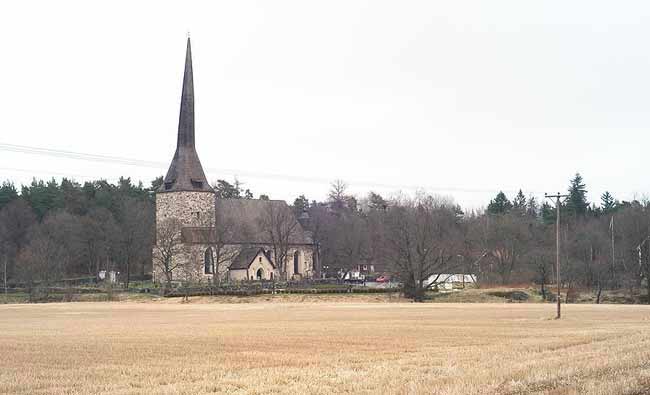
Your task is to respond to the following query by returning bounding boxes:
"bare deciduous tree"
[16,212,80,297]
[486,213,530,285]
[385,195,460,301]
[79,207,117,278]
[0,199,37,288]
[115,197,154,288]
[153,217,184,289]
[259,202,299,279]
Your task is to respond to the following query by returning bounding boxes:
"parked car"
[375,275,391,283]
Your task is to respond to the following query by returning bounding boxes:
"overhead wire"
[0,142,539,195]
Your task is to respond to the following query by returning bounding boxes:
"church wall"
[285,246,315,280]
[153,243,317,283]
[153,191,318,283]
[248,253,276,280]
[156,191,215,228]
[153,191,216,284]
[228,252,276,281]
[152,243,215,284]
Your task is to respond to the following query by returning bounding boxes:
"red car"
[375,275,391,283]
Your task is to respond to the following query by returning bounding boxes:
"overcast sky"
[1,1,649,209]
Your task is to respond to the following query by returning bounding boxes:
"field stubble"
[0,302,649,395]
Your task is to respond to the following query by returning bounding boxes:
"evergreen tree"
[214,180,240,199]
[93,180,117,212]
[541,201,555,224]
[526,195,539,218]
[150,176,164,191]
[21,178,63,220]
[601,191,618,214]
[368,192,388,211]
[566,173,589,217]
[513,190,526,211]
[214,179,255,199]
[487,191,512,214]
[0,181,18,210]
[60,178,87,216]
[293,195,309,214]
[259,194,270,201]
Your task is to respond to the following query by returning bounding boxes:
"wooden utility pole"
[545,193,568,319]
[3,254,7,296]
[610,216,616,286]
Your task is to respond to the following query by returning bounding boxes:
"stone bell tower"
[156,37,215,231]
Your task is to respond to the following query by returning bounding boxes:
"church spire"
[177,37,194,148]
[160,37,213,193]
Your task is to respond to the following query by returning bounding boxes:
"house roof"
[159,37,212,193]
[230,247,274,270]
[215,198,312,244]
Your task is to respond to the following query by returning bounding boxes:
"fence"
[162,283,401,298]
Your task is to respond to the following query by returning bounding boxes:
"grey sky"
[1,1,648,209]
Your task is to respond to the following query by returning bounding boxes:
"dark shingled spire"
[160,37,213,193]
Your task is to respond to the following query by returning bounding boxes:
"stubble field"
[1,301,649,395]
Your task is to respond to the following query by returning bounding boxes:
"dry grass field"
[1,302,649,395]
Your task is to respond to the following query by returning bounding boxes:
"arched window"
[204,248,214,274]
[293,251,300,275]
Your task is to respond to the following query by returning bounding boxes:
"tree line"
[0,177,155,290]
[1,173,649,303]
[299,174,650,302]
[0,176,281,290]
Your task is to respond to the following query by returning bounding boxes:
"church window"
[293,251,300,275]
[259,257,262,263]
[204,248,214,274]
[191,179,203,188]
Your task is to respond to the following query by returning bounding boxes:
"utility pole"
[3,254,7,296]
[610,216,616,286]
[545,192,568,319]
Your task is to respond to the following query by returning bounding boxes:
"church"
[153,38,318,284]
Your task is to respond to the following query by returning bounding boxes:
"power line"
[0,142,539,195]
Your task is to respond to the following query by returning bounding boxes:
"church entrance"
[256,268,264,280]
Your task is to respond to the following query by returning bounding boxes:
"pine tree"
[0,181,18,210]
[541,201,555,224]
[214,180,239,199]
[526,195,539,218]
[292,195,309,215]
[513,190,527,211]
[566,173,589,217]
[487,191,512,214]
[150,176,164,191]
[601,191,618,214]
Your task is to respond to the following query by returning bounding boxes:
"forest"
[0,173,649,302]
